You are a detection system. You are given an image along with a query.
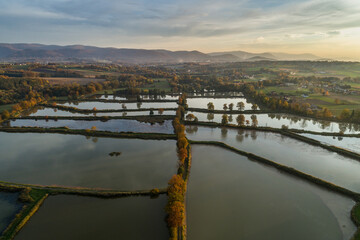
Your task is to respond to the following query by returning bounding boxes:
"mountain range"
[0,43,324,63]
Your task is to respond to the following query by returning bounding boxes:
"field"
[0,104,15,113]
[42,77,105,85]
[140,78,171,92]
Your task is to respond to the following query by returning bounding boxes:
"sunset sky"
[1,0,360,60]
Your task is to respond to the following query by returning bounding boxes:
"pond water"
[300,134,360,154]
[186,112,360,133]
[98,94,179,101]
[22,107,176,117]
[96,110,176,117]
[0,192,22,234]
[22,107,89,117]
[0,133,177,190]
[59,101,178,110]
[15,195,168,240]
[8,119,174,134]
[186,126,360,193]
[186,97,258,111]
[187,145,356,240]
[186,91,244,97]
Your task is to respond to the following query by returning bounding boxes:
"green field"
[140,78,171,92]
[0,104,14,113]
[260,86,310,96]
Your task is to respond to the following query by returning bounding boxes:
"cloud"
[0,0,359,59]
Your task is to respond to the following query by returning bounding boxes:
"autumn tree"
[221,114,229,125]
[229,103,234,111]
[1,110,10,120]
[251,103,258,111]
[223,104,228,111]
[340,109,351,120]
[186,113,196,121]
[251,115,258,127]
[237,102,245,111]
[236,114,245,126]
[207,102,214,111]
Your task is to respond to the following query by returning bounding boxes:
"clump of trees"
[167,95,190,240]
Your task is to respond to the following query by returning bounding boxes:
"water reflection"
[187,112,360,133]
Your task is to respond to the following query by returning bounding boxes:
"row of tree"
[167,95,189,240]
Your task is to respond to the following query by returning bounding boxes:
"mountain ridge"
[0,43,324,63]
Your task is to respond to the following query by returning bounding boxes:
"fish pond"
[186,112,360,133]
[186,97,257,110]
[15,195,168,240]
[0,133,177,190]
[59,101,178,110]
[0,192,22,234]
[187,145,356,240]
[186,126,360,193]
[22,107,176,117]
[300,134,360,154]
[7,119,174,134]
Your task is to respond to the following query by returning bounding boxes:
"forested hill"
[0,43,322,63]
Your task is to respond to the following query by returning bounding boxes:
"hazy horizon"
[1,0,360,60]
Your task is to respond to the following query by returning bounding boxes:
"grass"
[305,93,360,115]
[260,86,310,96]
[0,104,15,114]
[140,78,171,92]
[352,203,360,240]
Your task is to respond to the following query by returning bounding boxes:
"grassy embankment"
[352,203,360,240]
[0,127,176,140]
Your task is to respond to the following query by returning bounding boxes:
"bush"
[18,188,34,203]
[150,188,160,196]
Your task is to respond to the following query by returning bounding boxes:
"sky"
[0,0,360,60]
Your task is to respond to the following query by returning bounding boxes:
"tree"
[122,103,127,109]
[137,102,142,109]
[322,108,333,118]
[237,102,245,111]
[186,113,196,121]
[251,115,258,127]
[340,109,351,120]
[207,102,214,111]
[229,103,234,111]
[251,104,258,111]
[335,98,341,105]
[1,110,10,120]
[158,108,164,115]
[221,114,228,125]
[207,113,214,121]
[223,104,228,111]
[282,101,289,109]
[236,114,245,126]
